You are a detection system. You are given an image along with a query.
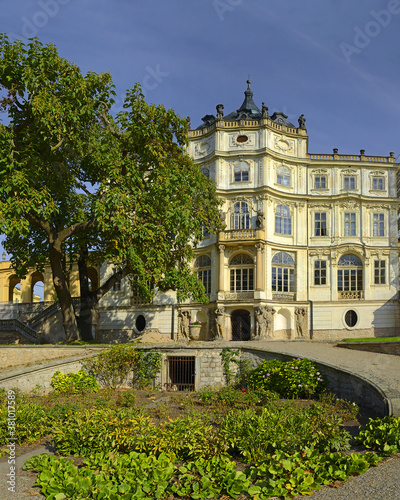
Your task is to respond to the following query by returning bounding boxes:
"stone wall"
[0,346,103,372]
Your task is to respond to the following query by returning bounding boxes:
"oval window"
[344,310,357,328]
[236,135,248,143]
[136,315,146,332]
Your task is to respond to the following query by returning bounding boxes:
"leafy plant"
[83,346,162,389]
[0,402,49,446]
[247,357,326,398]
[220,348,240,385]
[51,370,99,394]
[356,415,400,456]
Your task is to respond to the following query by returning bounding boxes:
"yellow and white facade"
[0,81,399,342]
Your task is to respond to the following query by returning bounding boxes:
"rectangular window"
[373,213,385,237]
[198,269,211,294]
[344,176,356,190]
[272,267,295,292]
[112,268,122,292]
[314,212,327,236]
[338,269,362,291]
[374,260,386,284]
[234,170,249,182]
[277,174,290,186]
[230,269,253,292]
[372,177,384,191]
[344,213,356,236]
[314,176,326,189]
[314,261,327,285]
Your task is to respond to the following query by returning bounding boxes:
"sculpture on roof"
[216,104,224,120]
[262,102,269,118]
[298,114,306,129]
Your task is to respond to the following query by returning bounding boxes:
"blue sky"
[1,0,399,258]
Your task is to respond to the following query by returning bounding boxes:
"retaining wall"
[0,344,397,417]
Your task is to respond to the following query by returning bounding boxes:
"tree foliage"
[0,36,222,341]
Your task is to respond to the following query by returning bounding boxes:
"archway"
[31,272,44,302]
[231,309,251,341]
[8,276,20,303]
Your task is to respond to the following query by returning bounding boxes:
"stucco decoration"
[295,307,308,339]
[273,136,295,154]
[195,140,211,157]
[229,133,255,148]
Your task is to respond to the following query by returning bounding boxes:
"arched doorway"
[231,309,251,341]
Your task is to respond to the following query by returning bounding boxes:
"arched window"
[233,201,250,229]
[234,161,249,182]
[275,205,292,235]
[277,166,291,186]
[338,254,363,298]
[229,253,254,292]
[272,252,295,292]
[194,255,212,294]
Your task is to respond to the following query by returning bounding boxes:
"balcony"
[223,229,257,240]
[338,290,364,300]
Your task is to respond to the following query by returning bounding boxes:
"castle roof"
[198,80,296,128]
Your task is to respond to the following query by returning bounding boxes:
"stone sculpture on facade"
[214,306,225,340]
[256,209,264,229]
[178,310,191,340]
[254,305,275,340]
[295,307,308,338]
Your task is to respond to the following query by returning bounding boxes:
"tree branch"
[98,101,121,139]
[25,212,52,235]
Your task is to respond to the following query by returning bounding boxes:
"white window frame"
[275,204,292,235]
[372,213,385,237]
[344,212,357,236]
[314,212,328,236]
[314,260,327,285]
[373,259,386,285]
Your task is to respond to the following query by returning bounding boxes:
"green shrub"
[356,415,400,456]
[247,357,326,398]
[51,408,156,456]
[0,402,49,446]
[50,370,99,394]
[83,346,162,389]
[219,405,351,463]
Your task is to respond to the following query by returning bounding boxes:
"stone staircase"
[0,298,81,343]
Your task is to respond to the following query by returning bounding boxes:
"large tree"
[0,36,222,341]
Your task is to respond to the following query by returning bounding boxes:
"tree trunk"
[77,249,97,341]
[49,245,80,342]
